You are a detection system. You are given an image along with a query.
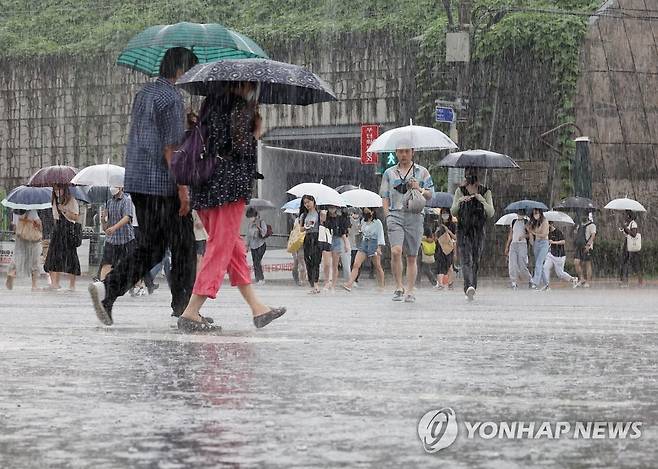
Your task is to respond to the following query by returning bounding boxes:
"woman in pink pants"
[178,82,286,332]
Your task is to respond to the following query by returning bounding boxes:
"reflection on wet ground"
[0,282,656,467]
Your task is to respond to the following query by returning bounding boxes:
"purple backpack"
[170,123,217,186]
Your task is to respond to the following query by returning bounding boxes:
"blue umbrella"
[71,186,91,204]
[1,185,53,210]
[504,199,549,213]
[427,192,454,209]
[281,198,301,213]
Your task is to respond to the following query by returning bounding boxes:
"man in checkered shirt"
[89,47,201,326]
[98,186,135,280]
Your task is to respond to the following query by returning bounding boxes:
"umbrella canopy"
[27,165,78,187]
[281,198,302,213]
[84,186,112,205]
[604,198,646,212]
[340,189,383,208]
[1,186,53,210]
[176,58,337,105]
[438,149,519,169]
[70,186,91,204]
[117,22,268,77]
[544,211,575,224]
[71,164,125,187]
[504,200,549,213]
[366,122,457,153]
[335,184,359,194]
[427,192,454,209]
[553,196,597,211]
[495,213,524,226]
[247,198,277,210]
[287,183,346,207]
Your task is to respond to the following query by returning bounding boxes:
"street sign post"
[360,124,380,165]
[435,106,456,123]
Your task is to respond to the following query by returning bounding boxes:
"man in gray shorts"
[380,148,434,302]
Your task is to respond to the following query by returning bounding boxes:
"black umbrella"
[553,196,597,211]
[438,149,520,169]
[335,184,359,194]
[504,200,549,213]
[247,198,277,210]
[427,192,454,208]
[176,58,337,105]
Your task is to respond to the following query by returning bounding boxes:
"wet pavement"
[0,279,657,468]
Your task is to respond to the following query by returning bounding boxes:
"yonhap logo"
[417,407,643,454]
[417,407,459,453]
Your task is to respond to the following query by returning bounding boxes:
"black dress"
[44,203,81,275]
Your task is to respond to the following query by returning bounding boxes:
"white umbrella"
[544,211,575,224]
[287,183,346,207]
[496,213,525,226]
[604,198,647,212]
[71,164,125,187]
[366,120,458,153]
[340,189,383,208]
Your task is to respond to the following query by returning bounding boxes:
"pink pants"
[194,200,251,299]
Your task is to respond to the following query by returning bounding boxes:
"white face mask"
[442,214,450,221]
[533,213,541,220]
[110,187,121,196]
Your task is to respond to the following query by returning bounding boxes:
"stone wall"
[575,0,658,240]
[0,31,415,191]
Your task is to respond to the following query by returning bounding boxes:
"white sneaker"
[571,278,579,288]
[88,281,112,326]
[256,280,266,286]
[466,286,476,301]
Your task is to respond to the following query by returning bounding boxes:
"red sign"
[360,124,380,165]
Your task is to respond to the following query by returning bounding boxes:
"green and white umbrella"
[117,22,269,77]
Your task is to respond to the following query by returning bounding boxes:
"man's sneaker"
[511,282,518,290]
[571,278,580,288]
[582,282,591,289]
[147,283,159,295]
[88,281,112,326]
[392,289,405,301]
[404,293,416,303]
[539,284,550,292]
[256,280,266,286]
[466,286,476,301]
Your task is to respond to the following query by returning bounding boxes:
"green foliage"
[0,0,441,56]
[590,240,658,278]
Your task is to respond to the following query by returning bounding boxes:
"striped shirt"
[124,77,185,197]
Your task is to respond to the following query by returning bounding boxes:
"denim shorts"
[358,237,378,257]
[331,235,345,253]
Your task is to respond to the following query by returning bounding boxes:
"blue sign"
[435,106,455,123]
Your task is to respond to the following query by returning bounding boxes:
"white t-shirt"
[586,223,597,247]
[511,217,527,244]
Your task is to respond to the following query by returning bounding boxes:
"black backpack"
[457,185,488,233]
[574,222,592,248]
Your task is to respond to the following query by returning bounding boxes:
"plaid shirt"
[124,77,185,197]
[105,194,135,245]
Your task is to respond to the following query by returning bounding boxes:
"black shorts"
[195,240,207,256]
[574,247,592,262]
[102,240,136,267]
[319,241,332,252]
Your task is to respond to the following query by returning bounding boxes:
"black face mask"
[466,175,478,185]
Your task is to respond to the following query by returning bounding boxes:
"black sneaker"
[147,283,159,295]
[392,290,405,301]
[253,307,287,329]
